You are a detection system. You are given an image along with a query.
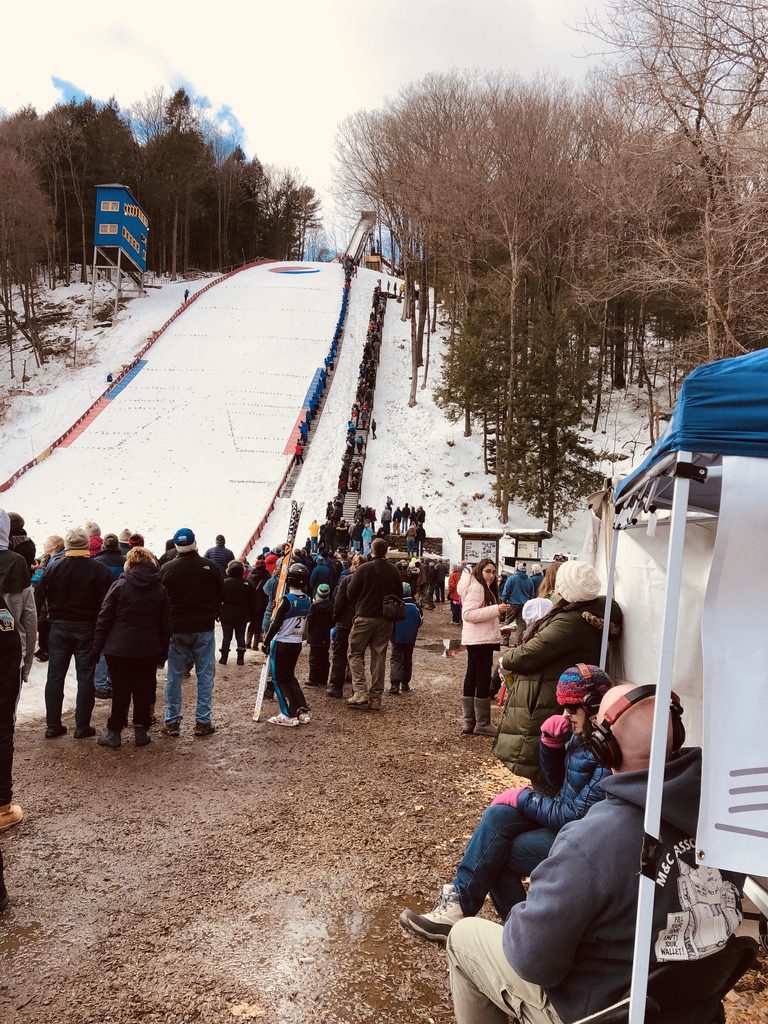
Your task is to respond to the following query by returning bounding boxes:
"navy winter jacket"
[93,549,126,581]
[516,733,609,832]
[204,543,235,576]
[392,598,422,645]
[501,570,535,605]
[528,571,544,593]
[309,561,331,593]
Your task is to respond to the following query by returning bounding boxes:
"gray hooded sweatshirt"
[503,747,743,1023]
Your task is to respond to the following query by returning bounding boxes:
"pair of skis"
[252,500,304,721]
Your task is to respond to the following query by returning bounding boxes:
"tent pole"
[628,451,692,1024]
[599,527,619,669]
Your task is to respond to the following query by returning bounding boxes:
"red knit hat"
[129,532,145,548]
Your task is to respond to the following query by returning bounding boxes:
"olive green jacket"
[492,597,623,785]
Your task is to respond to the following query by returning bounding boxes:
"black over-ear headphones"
[587,684,685,769]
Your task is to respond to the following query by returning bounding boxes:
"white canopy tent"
[595,349,768,1022]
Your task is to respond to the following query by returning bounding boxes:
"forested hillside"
[0,86,323,371]
[336,0,768,530]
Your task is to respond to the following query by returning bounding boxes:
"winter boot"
[219,650,228,665]
[399,883,464,946]
[473,697,497,737]
[461,696,476,735]
[236,649,245,666]
[0,803,23,833]
[134,727,151,747]
[98,729,122,749]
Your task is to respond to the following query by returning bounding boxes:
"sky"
[1,0,606,239]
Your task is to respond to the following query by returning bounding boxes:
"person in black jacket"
[158,527,223,737]
[91,547,171,748]
[306,583,333,687]
[93,534,125,581]
[327,557,362,698]
[35,527,113,739]
[219,561,254,665]
[245,556,269,648]
[346,538,403,711]
[7,513,35,569]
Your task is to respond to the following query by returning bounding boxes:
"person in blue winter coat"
[388,583,422,694]
[204,535,235,576]
[500,562,535,643]
[309,556,331,595]
[399,664,612,945]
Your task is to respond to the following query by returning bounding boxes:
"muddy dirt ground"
[1,608,764,1023]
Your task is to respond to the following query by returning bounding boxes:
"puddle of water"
[418,639,465,657]
[0,921,43,956]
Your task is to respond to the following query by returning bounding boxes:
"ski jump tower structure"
[89,183,149,324]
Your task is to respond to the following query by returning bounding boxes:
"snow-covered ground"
[4,262,344,555]
[5,260,655,720]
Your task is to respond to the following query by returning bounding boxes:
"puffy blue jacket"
[528,572,544,593]
[516,734,609,832]
[392,599,423,644]
[501,570,535,604]
[204,543,235,576]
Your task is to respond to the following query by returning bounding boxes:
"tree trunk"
[592,301,608,432]
[408,312,419,407]
[171,195,179,281]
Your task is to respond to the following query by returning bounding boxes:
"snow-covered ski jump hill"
[2,261,372,554]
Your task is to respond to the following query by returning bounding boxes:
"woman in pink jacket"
[457,560,509,737]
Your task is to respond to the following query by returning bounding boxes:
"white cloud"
[2,0,605,231]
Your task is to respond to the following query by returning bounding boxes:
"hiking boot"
[265,686,275,700]
[97,730,122,749]
[236,650,245,666]
[73,725,96,739]
[162,721,180,737]
[399,883,465,946]
[267,713,299,727]
[346,694,369,708]
[388,685,400,695]
[134,727,151,747]
[45,724,67,739]
[0,803,23,833]
[94,690,112,700]
[401,682,411,693]
[326,687,343,699]
[368,702,382,712]
[34,649,49,662]
[218,650,228,665]
[297,711,311,724]
[193,721,216,736]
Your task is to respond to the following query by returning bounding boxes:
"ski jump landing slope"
[4,262,346,553]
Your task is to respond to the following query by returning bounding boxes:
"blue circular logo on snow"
[269,265,320,274]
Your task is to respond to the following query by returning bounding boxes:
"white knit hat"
[555,561,601,603]
[65,527,90,550]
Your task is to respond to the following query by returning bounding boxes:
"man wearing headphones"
[445,683,744,1024]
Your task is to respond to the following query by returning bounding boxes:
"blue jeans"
[406,538,415,557]
[165,631,216,725]
[45,621,96,729]
[311,537,318,553]
[453,805,556,920]
[94,653,111,694]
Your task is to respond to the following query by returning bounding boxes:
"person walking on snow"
[294,440,304,464]
[261,563,312,726]
[371,418,377,439]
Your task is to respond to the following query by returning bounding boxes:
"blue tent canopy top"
[614,349,768,515]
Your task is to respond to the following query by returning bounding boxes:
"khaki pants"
[348,617,391,706]
[447,918,562,1024]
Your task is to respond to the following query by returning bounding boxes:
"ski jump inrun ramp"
[3,261,348,554]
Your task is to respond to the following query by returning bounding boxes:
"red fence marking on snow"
[58,399,110,446]
[283,409,309,455]
[0,258,274,493]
